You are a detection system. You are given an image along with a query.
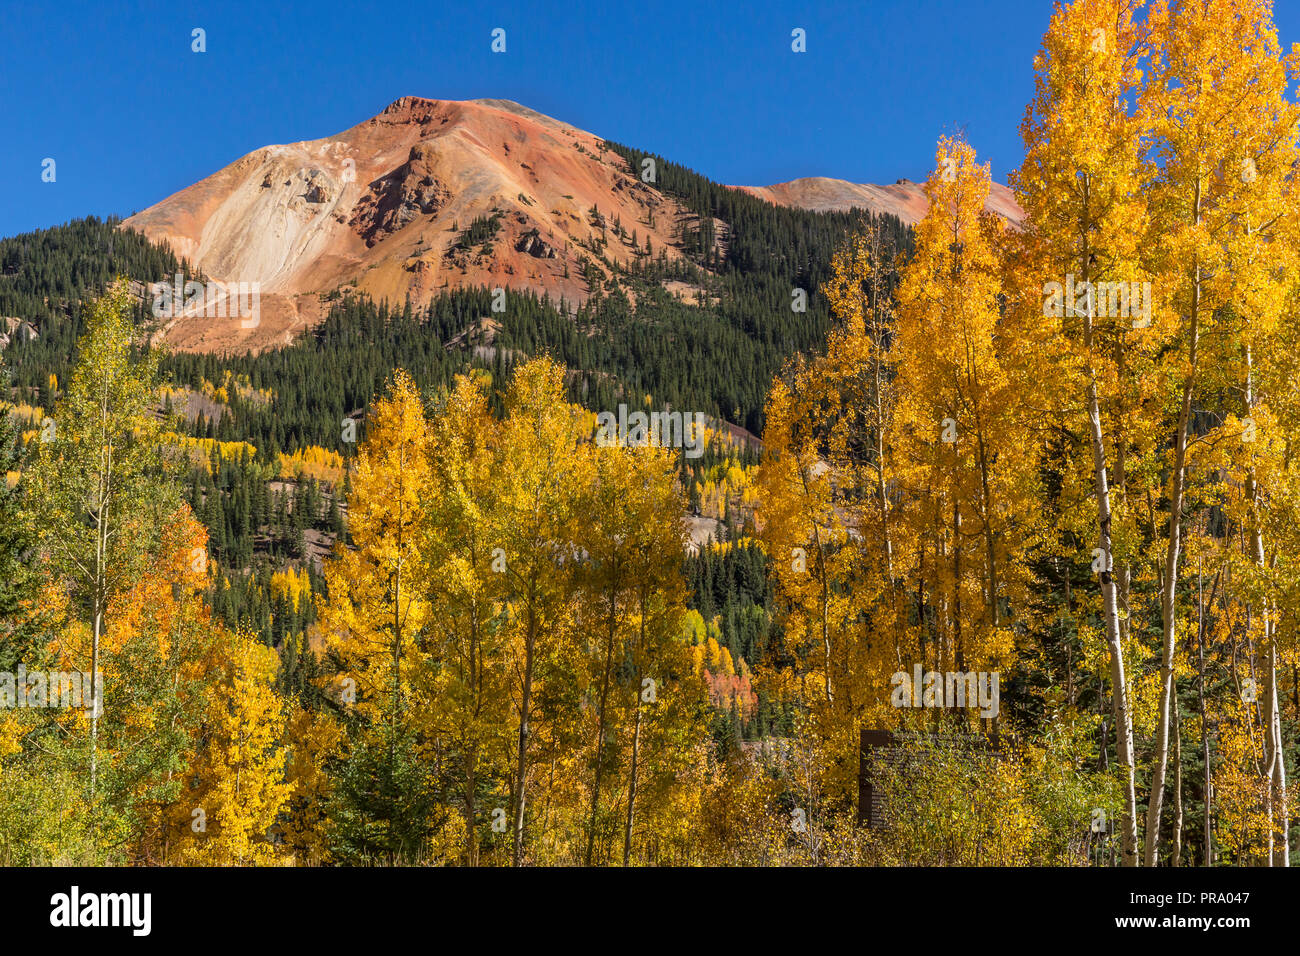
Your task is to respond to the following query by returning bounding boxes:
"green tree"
[22,278,178,844]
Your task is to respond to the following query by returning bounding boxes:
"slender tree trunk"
[1266,639,1289,866]
[88,369,113,856]
[391,557,401,771]
[975,428,999,628]
[512,593,537,867]
[1172,704,1183,866]
[623,686,642,867]
[875,389,893,580]
[90,601,101,830]
[466,596,482,867]
[89,413,112,855]
[586,580,619,866]
[1114,343,1133,647]
[1244,346,1289,866]
[1081,270,1139,866]
[874,359,904,667]
[794,452,833,704]
[952,449,963,672]
[1146,199,1202,867]
[811,500,832,704]
[1197,560,1214,866]
[1064,560,1075,706]
[867,236,899,664]
[464,748,478,867]
[623,606,646,866]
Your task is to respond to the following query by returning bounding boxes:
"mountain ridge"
[734,174,1022,225]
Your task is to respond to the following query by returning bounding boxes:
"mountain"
[123,97,1018,353]
[734,176,1023,225]
[125,97,695,351]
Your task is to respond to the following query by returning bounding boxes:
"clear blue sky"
[1,0,1296,238]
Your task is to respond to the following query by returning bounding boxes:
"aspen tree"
[319,370,431,732]
[23,278,176,853]
[1014,0,1149,865]
[421,373,511,866]
[892,137,1023,678]
[317,370,433,860]
[494,358,585,866]
[1141,0,1298,865]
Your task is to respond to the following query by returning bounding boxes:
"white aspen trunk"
[1080,258,1140,867]
[1146,226,1201,867]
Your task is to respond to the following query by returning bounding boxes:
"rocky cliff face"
[348,144,453,247]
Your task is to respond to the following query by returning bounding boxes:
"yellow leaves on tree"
[177,626,292,866]
[318,369,431,730]
[278,445,346,485]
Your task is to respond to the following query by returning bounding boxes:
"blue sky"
[1,0,1296,237]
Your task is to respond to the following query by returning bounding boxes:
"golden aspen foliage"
[270,567,313,613]
[891,136,1029,675]
[278,445,346,484]
[318,369,432,729]
[1012,0,1153,866]
[1138,0,1300,864]
[279,702,344,866]
[416,372,513,865]
[175,626,293,866]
